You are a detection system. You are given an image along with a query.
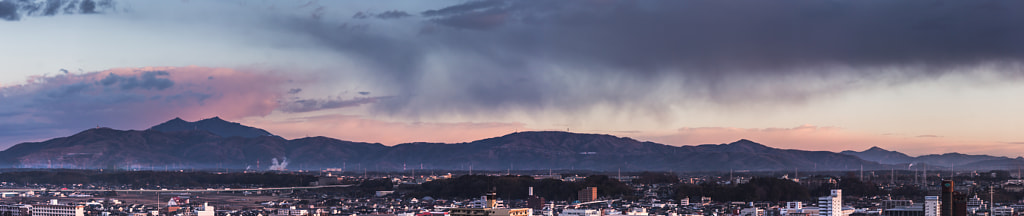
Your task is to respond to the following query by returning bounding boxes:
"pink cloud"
[242,114,526,145]
[2,66,516,148]
[0,66,289,147]
[97,66,286,119]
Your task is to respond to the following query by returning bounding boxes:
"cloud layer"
[7,0,1024,121]
[280,0,1024,120]
[5,1,1024,154]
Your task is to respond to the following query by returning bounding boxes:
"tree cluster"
[406,175,632,201]
[0,170,317,188]
[633,172,680,185]
[673,177,810,202]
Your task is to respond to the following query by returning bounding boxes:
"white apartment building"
[561,209,601,216]
[924,196,941,216]
[195,203,214,216]
[31,205,84,216]
[740,208,765,216]
[818,189,842,216]
[782,202,803,216]
[992,207,1013,216]
[0,204,31,216]
[275,206,309,216]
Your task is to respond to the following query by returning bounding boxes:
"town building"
[740,208,766,216]
[882,200,915,210]
[30,205,84,216]
[0,204,31,216]
[965,195,984,211]
[449,191,531,216]
[941,180,967,216]
[991,207,1013,216]
[275,207,309,216]
[882,204,924,216]
[526,187,545,210]
[578,187,597,202]
[819,189,842,216]
[561,209,600,216]
[195,203,214,216]
[782,202,803,216]
[925,196,940,216]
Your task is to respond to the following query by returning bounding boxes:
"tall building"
[527,187,545,210]
[941,180,954,216]
[925,196,941,216]
[952,194,967,216]
[819,189,842,216]
[578,187,597,202]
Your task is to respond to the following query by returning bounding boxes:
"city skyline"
[3,0,1024,157]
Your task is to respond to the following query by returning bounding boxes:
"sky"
[2,0,1024,157]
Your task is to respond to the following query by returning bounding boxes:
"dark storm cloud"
[352,11,369,19]
[97,71,174,90]
[353,10,413,20]
[375,10,411,19]
[279,96,390,113]
[1,0,113,20]
[0,1,18,21]
[286,0,1024,117]
[422,0,505,17]
[46,82,91,98]
[431,8,508,30]
[431,0,1024,73]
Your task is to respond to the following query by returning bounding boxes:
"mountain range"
[1,117,1022,171]
[840,147,1024,170]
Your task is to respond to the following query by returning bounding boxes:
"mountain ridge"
[149,117,275,138]
[0,117,1011,171]
[840,146,1012,169]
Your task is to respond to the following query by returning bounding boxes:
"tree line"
[401,174,634,201]
[0,170,317,187]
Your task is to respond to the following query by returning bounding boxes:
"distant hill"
[841,146,1010,169]
[0,117,987,172]
[149,117,275,138]
[840,147,915,165]
[0,127,384,170]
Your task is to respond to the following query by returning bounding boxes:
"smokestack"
[529,187,534,196]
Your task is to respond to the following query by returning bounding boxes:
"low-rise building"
[991,207,1013,216]
[31,205,84,216]
[0,204,31,216]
